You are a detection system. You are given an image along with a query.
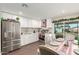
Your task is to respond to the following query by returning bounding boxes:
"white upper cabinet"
[20,18,41,28]
[20,18,27,27]
[47,18,52,28]
[31,20,41,28]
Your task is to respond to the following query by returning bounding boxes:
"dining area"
[38,17,79,55]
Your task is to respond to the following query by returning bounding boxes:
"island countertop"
[39,40,78,55]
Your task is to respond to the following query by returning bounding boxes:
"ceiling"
[0,3,79,20]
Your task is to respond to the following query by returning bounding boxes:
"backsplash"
[21,28,40,34]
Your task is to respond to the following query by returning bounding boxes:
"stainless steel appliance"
[1,19,21,54]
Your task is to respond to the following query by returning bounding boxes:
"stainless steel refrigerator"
[1,19,21,54]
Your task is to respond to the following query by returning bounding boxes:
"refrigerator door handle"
[4,32,8,38]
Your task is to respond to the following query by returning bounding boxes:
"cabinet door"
[2,46,11,54]
[2,21,12,42]
[2,21,6,42]
[47,19,52,28]
[10,22,15,41]
[27,20,31,27]
[1,21,12,54]
[14,22,20,39]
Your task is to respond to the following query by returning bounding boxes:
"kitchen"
[0,3,79,55]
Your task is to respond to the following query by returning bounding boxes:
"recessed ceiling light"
[62,10,65,14]
[19,11,23,15]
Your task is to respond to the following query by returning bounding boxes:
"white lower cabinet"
[21,33,39,46]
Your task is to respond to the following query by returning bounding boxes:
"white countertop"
[39,40,78,55]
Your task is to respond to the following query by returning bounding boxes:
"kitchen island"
[38,40,78,55]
